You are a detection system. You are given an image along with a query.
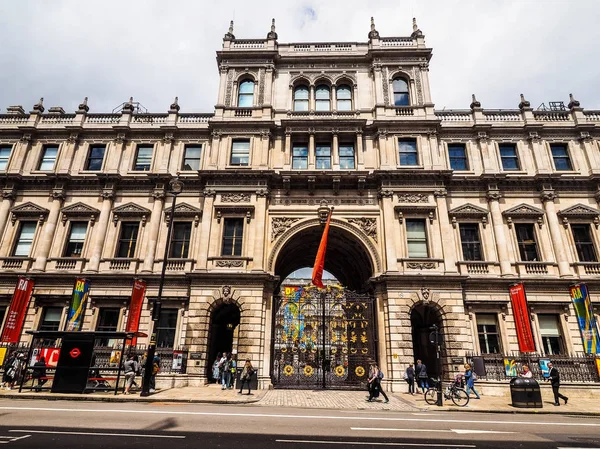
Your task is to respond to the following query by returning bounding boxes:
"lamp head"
[169,176,184,195]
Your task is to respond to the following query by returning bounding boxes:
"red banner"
[509,283,536,352]
[312,208,333,289]
[125,279,146,345]
[0,277,34,343]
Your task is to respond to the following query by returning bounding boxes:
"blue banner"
[569,283,600,354]
[65,278,90,332]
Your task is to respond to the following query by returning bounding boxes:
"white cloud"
[0,0,598,113]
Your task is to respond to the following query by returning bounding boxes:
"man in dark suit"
[547,362,568,406]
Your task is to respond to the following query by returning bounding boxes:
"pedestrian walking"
[519,364,532,378]
[229,355,237,389]
[218,353,227,385]
[212,353,221,384]
[221,353,232,390]
[404,362,415,395]
[416,359,429,393]
[149,355,160,393]
[1,351,17,390]
[123,354,138,395]
[366,362,389,403]
[32,356,47,391]
[464,363,480,399]
[547,362,568,406]
[3,353,24,390]
[238,359,255,395]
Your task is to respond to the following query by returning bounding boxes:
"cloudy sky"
[1,0,598,114]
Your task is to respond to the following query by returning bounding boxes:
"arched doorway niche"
[410,301,444,379]
[206,301,241,381]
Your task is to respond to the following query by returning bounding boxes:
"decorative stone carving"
[448,203,489,228]
[421,287,431,301]
[114,133,127,144]
[10,202,49,225]
[222,285,232,298]
[112,202,152,227]
[216,259,244,268]
[221,193,251,203]
[224,69,235,107]
[347,217,377,242]
[382,67,389,105]
[164,202,202,227]
[61,202,100,226]
[407,262,436,270]
[557,203,600,228]
[398,193,427,203]
[271,217,300,242]
[258,68,265,106]
[502,203,545,228]
[415,70,423,104]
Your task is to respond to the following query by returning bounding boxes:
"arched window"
[294,85,309,111]
[238,79,254,107]
[392,78,409,106]
[315,84,331,111]
[336,85,352,111]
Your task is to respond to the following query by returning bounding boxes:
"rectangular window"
[96,307,120,346]
[13,221,36,257]
[538,314,564,355]
[182,145,202,171]
[0,145,12,170]
[116,222,139,258]
[550,143,573,171]
[448,143,468,171]
[63,222,88,257]
[515,223,539,261]
[156,308,178,348]
[230,140,250,166]
[169,223,192,258]
[38,145,58,171]
[406,219,428,258]
[499,143,520,171]
[133,145,153,171]
[85,145,106,171]
[316,144,331,169]
[292,144,308,169]
[398,139,418,166]
[222,217,244,257]
[572,224,597,262]
[476,314,501,354]
[339,144,355,169]
[39,307,62,331]
[459,223,483,261]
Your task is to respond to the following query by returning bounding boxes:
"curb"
[414,405,600,417]
[0,393,262,405]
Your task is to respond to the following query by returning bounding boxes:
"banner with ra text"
[125,279,147,345]
[569,283,600,354]
[509,283,536,353]
[0,277,35,343]
[65,278,90,332]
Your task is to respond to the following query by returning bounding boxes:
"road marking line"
[9,430,185,439]
[351,428,515,435]
[0,406,598,427]
[275,440,476,447]
[557,448,600,449]
[0,435,30,444]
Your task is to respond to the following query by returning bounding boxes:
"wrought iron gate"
[272,285,376,389]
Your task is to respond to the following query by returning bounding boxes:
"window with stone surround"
[182,145,202,171]
[12,221,37,257]
[336,85,352,111]
[459,223,483,261]
[96,307,121,346]
[406,219,428,258]
[116,222,139,258]
[38,144,58,171]
[85,145,106,171]
[571,224,597,262]
[237,79,255,107]
[499,143,520,171]
[448,143,468,171]
[398,139,418,166]
[476,313,501,354]
[0,145,12,170]
[63,221,88,257]
[392,78,409,106]
[230,140,250,166]
[315,84,331,111]
[156,308,178,348]
[515,223,539,261]
[538,314,565,355]
[339,143,355,169]
[293,85,309,111]
[133,145,153,171]
[169,222,192,258]
[292,143,308,169]
[221,217,244,257]
[550,143,573,171]
[39,306,62,331]
[316,143,331,169]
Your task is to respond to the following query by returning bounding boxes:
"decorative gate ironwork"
[272,285,376,389]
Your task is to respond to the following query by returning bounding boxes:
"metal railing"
[466,353,599,383]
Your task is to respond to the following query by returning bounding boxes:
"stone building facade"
[0,18,599,390]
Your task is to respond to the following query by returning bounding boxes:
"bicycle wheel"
[450,388,469,407]
[424,387,438,405]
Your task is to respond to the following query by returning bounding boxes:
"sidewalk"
[398,390,600,416]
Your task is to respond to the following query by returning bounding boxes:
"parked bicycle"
[424,376,469,407]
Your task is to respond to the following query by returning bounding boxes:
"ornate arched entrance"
[206,302,240,381]
[411,302,444,378]
[270,220,379,389]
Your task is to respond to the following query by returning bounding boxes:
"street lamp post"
[140,175,184,397]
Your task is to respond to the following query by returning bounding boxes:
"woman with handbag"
[238,359,254,395]
[464,363,480,399]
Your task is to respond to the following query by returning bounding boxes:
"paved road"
[0,399,598,448]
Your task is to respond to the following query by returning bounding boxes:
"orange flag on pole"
[312,208,333,288]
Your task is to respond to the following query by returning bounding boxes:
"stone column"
[434,189,457,273]
[284,130,292,167]
[332,131,339,169]
[159,133,174,173]
[477,133,496,173]
[541,189,571,277]
[87,186,115,272]
[528,133,551,174]
[196,189,215,271]
[209,131,221,168]
[379,189,397,271]
[105,134,127,174]
[260,131,270,168]
[0,186,16,242]
[356,132,364,166]
[57,133,79,174]
[8,134,32,175]
[252,189,269,271]
[141,187,166,273]
[378,131,389,168]
[487,189,512,276]
[308,131,315,169]
[32,186,65,271]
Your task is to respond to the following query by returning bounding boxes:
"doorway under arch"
[206,303,240,381]
[411,302,443,379]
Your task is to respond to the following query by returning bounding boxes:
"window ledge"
[30,170,55,174]
[398,258,444,262]
[553,170,581,175]
[502,170,528,175]
[451,170,476,175]
[225,165,252,169]
[208,256,253,261]
[396,165,424,169]
[126,171,153,175]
